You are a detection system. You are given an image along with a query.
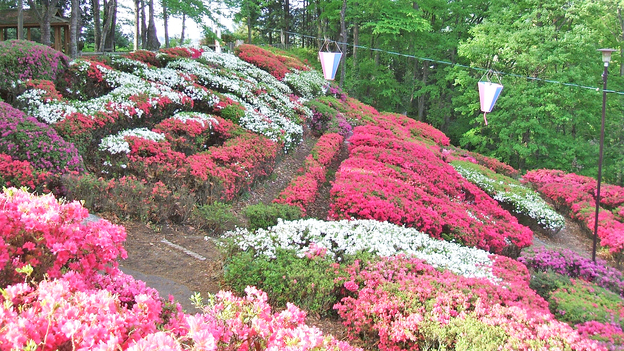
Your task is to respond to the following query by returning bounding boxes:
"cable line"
[273,29,624,95]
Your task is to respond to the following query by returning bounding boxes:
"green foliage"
[219,104,246,125]
[243,203,302,232]
[529,269,572,300]
[224,249,342,316]
[418,315,510,350]
[0,40,69,96]
[193,202,240,235]
[550,279,624,329]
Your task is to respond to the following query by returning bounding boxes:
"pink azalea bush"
[274,133,343,215]
[330,111,532,255]
[0,187,127,286]
[334,255,604,350]
[523,169,624,256]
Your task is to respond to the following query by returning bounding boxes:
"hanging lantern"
[318,39,342,81]
[478,71,503,126]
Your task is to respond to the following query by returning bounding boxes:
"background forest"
[2,0,624,184]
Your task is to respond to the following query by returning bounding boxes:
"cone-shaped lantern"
[319,40,342,81]
[477,73,503,126]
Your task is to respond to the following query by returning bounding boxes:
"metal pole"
[593,62,609,262]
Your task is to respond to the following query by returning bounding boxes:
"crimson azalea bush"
[444,145,519,178]
[0,154,50,192]
[329,111,532,255]
[0,40,69,95]
[523,169,624,257]
[334,255,604,350]
[274,133,343,215]
[0,101,84,175]
[235,44,291,80]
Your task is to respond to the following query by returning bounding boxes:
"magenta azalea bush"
[0,101,84,174]
[335,255,604,350]
[0,40,69,95]
[523,169,624,256]
[274,133,343,215]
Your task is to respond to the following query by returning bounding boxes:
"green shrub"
[418,315,511,350]
[243,203,301,232]
[223,249,374,316]
[529,269,572,300]
[0,40,70,96]
[550,279,624,329]
[193,202,240,235]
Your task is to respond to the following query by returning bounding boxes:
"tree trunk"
[246,10,251,43]
[27,0,60,46]
[181,13,186,44]
[17,0,24,40]
[69,0,79,58]
[134,0,139,50]
[283,0,289,45]
[141,0,147,49]
[315,0,322,49]
[99,0,116,52]
[92,0,101,50]
[418,63,429,121]
[339,0,347,87]
[162,0,169,48]
[145,0,160,50]
[352,21,358,70]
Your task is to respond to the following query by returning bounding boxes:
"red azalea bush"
[187,132,279,203]
[334,255,604,351]
[274,133,343,215]
[235,44,290,80]
[0,154,50,192]
[60,59,116,99]
[153,114,236,154]
[524,169,624,256]
[330,123,532,255]
[0,187,127,286]
[126,50,161,67]
[159,47,204,60]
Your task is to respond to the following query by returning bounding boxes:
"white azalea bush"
[284,70,328,99]
[223,218,497,281]
[451,160,565,233]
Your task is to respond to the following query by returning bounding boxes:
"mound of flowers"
[328,107,532,255]
[0,188,361,350]
[335,255,604,350]
[523,169,624,256]
[452,160,564,233]
[520,248,624,349]
[235,44,294,80]
[443,145,519,178]
[274,133,344,215]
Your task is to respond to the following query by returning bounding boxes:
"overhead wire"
[274,29,624,95]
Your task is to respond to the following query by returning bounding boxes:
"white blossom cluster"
[453,163,565,232]
[200,51,292,94]
[172,111,219,129]
[98,128,165,155]
[223,218,498,281]
[283,70,328,99]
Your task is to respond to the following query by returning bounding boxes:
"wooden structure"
[0,8,70,53]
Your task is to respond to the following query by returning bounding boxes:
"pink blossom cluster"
[153,114,236,154]
[236,45,309,80]
[274,133,343,215]
[0,153,50,191]
[0,187,127,286]
[576,321,624,346]
[329,111,532,254]
[334,255,604,350]
[523,169,624,254]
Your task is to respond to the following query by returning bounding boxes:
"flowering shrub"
[0,187,127,286]
[0,154,50,192]
[520,247,624,296]
[524,169,624,256]
[222,218,499,281]
[330,121,532,255]
[576,321,624,348]
[0,101,84,174]
[305,100,352,137]
[274,133,343,215]
[334,255,604,350]
[125,50,161,67]
[284,70,327,99]
[0,40,69,94]
[153,112,235,154]
[444,145,519,178]
[452,160,564,233]
[235,44,291,80]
